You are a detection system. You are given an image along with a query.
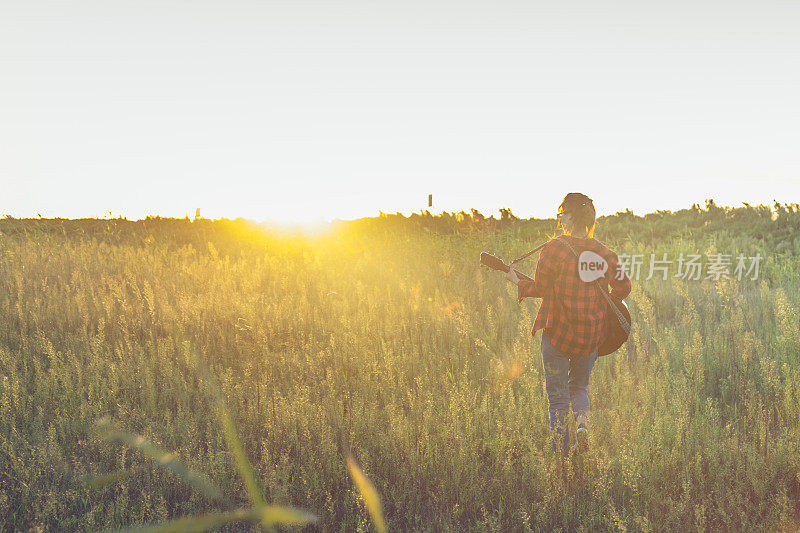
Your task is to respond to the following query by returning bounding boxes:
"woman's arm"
[516,243,554,300]
[607,251,632,299]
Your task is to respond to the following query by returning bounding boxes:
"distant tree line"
[2,200,799,256]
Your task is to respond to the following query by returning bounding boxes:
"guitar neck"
[480,252,534,282]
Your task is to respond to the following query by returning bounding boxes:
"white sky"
[1,0,798,223]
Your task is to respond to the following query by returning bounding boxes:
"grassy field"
[1,202,799,531]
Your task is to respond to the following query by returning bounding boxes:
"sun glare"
[267,217,337,237]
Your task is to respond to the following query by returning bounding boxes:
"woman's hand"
[506,267,520,284]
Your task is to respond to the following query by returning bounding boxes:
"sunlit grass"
[0,203,799,530]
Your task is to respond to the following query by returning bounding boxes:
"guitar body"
[597,297,631,356]
[480,251,631,356]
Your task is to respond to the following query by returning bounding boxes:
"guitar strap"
[556,237,631,335]
[509,241,547,265]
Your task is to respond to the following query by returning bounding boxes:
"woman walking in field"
[506,193,631,455]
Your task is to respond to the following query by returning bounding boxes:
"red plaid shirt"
[517,235,631,356]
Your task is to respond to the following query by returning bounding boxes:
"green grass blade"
[113,508,254,533]
[112,505,317,533]
[346,452,387,533]
[208,381,267,507]
[80,469,131,490]
[96,418,228,505]
[256,504,319,527]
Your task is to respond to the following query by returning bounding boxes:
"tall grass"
[0,203,799,530]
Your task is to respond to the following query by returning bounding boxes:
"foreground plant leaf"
[346,451,387,533]
[115,505,317,533]
[116,508,254,533]
[80,469,131,490]
[208,380,267,507]
[257,504,319,527]
[96,417,227,505]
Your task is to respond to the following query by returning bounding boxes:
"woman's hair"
[558,192,596,237]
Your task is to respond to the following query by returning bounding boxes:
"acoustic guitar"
[480,252,631,356]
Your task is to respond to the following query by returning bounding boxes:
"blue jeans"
[541,333,598,454]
